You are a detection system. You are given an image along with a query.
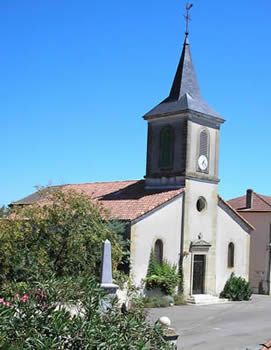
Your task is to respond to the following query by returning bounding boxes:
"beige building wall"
[186,119,220,181]
[182,179,218,296]
[237,212,271,294]
[216,206,250,293]
[130,194,183,286]
[129,180,251,296]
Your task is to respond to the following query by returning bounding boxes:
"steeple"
[143,34,223,121]
[169,35,201,101]
[143,7,225,190]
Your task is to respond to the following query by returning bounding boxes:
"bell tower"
[143,33,224,190]
[142,9,227,293]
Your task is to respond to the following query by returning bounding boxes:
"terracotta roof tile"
[11,180,254,228]
[228,192,271,212]
[65,180,185,221]
[12,180,185,222]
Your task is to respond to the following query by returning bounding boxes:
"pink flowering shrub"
[19,294,29,302]
[0,298,11,307]
[0,276,175,350]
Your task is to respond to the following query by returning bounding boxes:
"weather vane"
[184,1,194,36]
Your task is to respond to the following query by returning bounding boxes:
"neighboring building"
[228,190,271,294]
[11,33,253,297]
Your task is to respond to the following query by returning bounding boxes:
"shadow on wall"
[258,280,269,295]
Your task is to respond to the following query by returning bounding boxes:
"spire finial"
[184,1,193,37]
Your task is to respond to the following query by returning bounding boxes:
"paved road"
[148,295,271,350]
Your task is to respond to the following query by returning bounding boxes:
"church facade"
[12,34,253,297]
[131,34,253,296]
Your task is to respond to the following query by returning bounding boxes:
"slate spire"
[143,34,224,121]
[168,34,201,102]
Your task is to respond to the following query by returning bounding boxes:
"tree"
[0,188,123,282]
[0,206,10,218]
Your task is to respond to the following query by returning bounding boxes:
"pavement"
[147,295,271,350]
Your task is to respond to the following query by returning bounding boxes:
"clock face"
[198,155,208,171]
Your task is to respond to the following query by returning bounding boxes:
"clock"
[198,155,208,171]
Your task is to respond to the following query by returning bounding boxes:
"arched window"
[228,242,234,268]
[199,129,208,158]
[154,239,163,264]
[159,126,174,169]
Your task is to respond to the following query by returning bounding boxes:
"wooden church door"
[192,255,205,294]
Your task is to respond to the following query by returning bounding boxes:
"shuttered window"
[199,129,208,157]
[159,126,174,169]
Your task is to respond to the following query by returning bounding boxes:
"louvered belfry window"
[199,129,208,157]
[159,126,174,169]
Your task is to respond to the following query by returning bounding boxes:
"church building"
[12,32,253,298]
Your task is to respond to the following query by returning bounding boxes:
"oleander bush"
[0,276,175,350]
[220,273,252,301]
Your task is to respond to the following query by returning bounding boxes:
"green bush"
[113,270,129,290]
[143,296,173,308]
[0,188,123,283]
[0,281,29,300]
[143,294,186,308]
[220,273,252,301]
[0,276,175,349]
[173,294,186,305]
[145,251,180,296]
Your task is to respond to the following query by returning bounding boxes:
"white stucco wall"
[216,205,250,294]
[237,212,271,294]
[182,179,218,296]
[130,194,183,286]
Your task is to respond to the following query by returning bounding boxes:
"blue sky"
[2,0,271,206]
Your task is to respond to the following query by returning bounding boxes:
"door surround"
[189,238,212,295]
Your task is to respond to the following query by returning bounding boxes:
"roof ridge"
[218,194,255,230]
[66,179,140,186]
[131,188,185,221]
[254,192,271,209]
[229,194,246,201]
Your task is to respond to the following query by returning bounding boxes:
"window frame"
[197,128,210,173]
[159,126,174,170]
[228,242,234,268]
[154,239,163,265]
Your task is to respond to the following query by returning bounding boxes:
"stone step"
[187,294,228,305]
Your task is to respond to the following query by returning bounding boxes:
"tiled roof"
[11,180,185,222]
[10,180,254,228]
[228,192,271,212]
[11,186,61,205]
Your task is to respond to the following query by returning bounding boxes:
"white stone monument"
[100,239,119,296]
